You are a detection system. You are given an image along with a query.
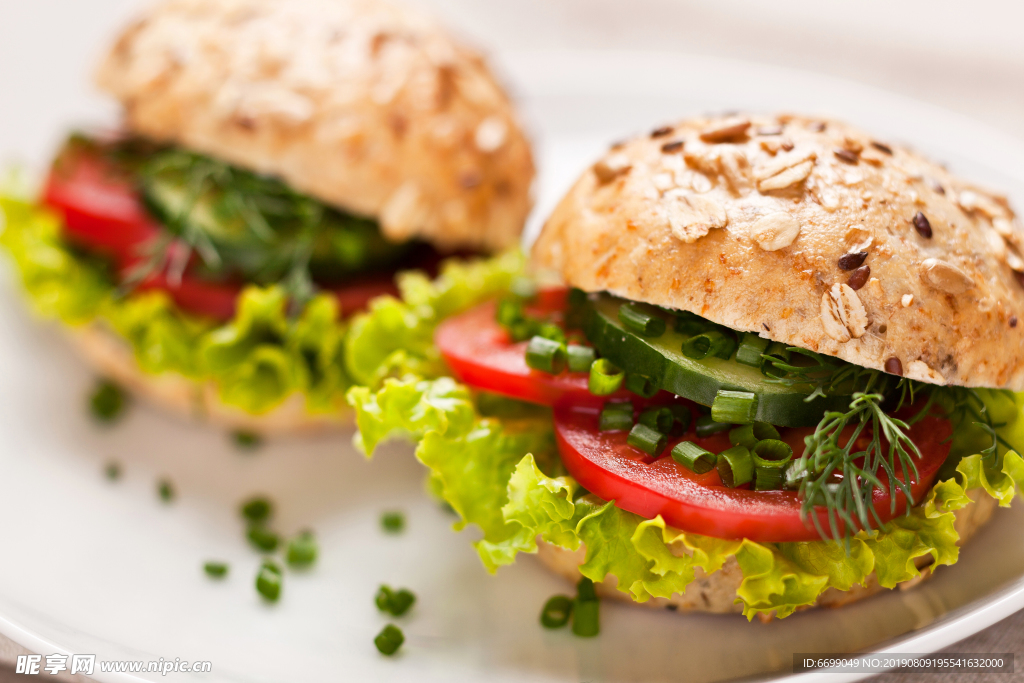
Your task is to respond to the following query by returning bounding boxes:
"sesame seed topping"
[699,118,751,143]
[901,294,914,307]
[459,171,481,189]
[912,212,933,238]
[650,126,674,138]
[838,251,868,271]
[1011,316,1019,328]
[808,121,826,132]
[834,148,859,164]
[929,179,946,195]
[757,125,783,136]
[884,357,903,376]
[847,266,870,290]
[870,141,893,155]
[661,140,684,154]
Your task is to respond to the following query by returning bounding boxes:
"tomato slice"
[436,293,631,407]
[43,153,160,259]
[40,146,402,321]
[553,401,951,542]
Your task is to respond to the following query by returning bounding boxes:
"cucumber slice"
[583,295,852,427]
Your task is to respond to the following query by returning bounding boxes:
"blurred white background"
[2,0,1023,167]
[2,1,1024,678]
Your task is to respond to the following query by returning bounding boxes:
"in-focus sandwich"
[350,113,1024,622]
[0,0,533,433]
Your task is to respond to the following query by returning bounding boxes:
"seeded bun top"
[533,113,1024,389]
[96,0,534,253]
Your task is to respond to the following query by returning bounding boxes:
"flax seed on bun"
[96,0,534,253]
[62,0,536,433]
[532,114,1024,389]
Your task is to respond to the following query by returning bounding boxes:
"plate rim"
[3,47,1024,683]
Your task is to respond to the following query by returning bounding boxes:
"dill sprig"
[795,386,922,544]
[137,149,329,308]
[70,135,409,311]
[763,346,1014,543]
[760,346,879,400]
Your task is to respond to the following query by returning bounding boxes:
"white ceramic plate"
[2,50,1024,683]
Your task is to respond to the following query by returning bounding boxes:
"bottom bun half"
[70,323,351,435]
[536,493,996,621]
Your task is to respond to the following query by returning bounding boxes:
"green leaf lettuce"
[348,375,1024,620]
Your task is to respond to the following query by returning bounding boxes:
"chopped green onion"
[157,479,175,503]
[625,373,659,398]
[711,389,759,425]
[627,423,667,457]
[752,439,794,464]
[508,319,535,342]
[728,422,781,449]
[509,276,538,300]
[671,441,717,474]
[753,440,794,490]
[765,342,791,361]
[525,336,566,374]
[716,445,754,488]
[599,402,634,431]
[241,496,273,524]
[286,530,318,568]
[695,414,731,437]
[670,405,692,433]
[735,333,771,367]
[681,329,737,360]
[540,595,573,628]
[104,461,121,481]
[374,624,404,656]
[638,407,674,434]
[247,525,280,552]
[577,576,598,602]
[754,468,786,491]
[618,303,666,337]
[232,430,262,450]
[673,311,708,336]
[589,358,624,395]
[381,511,405,533]
[89,379,126,423]
[566,344,596,373]
[537,322,567,344]
[255,560,282,602]
[203,561,229,578]
[761,342,792,378]
[572,578,600,637]
[376,585,416,617]
[496,298,524,327]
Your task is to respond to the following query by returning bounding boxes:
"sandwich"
[0,0,532,434]
[349,113,1024,621]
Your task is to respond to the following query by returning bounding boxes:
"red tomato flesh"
[43,154,160,258]
[41,147,401,321]
[436,293,632,407]
[553,401,951,542]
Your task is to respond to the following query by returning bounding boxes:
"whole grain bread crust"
[532,114,1024,389]
[72,323,349,434]
[536,492,996,620]
[96,0,534,253]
